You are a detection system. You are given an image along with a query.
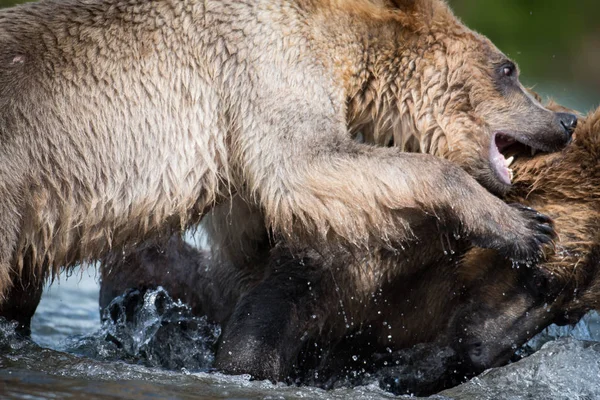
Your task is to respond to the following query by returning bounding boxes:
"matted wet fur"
[0,0,575,330]
[100,105,600,391]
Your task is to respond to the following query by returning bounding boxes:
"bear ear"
[387,0,430,10]
[386,0,439,20]
[387,0,442,23]
[387,0,418,9]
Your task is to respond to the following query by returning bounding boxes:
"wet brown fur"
[469,103,600,316]
[0,0,570,329]
[441,105,600,370]
[99,105,600,384]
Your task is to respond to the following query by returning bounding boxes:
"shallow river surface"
[1,272,600,400]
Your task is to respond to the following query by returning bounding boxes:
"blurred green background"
[450,0,599,112]
[0,0,597,111]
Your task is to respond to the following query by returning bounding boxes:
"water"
[1,272,599,399]
[443,339,600,400]
[31,270,101,349]
[3,274,405,400]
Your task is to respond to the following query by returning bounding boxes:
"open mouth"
[490,132,540,185]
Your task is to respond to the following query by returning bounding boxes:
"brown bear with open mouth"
[99,104,600,395]
[0,0,575,333]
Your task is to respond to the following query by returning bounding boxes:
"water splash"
[64,287,221,371]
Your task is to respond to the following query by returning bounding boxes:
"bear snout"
[555,112,578,137]
[463,340,487,369]
[526,109,577,152]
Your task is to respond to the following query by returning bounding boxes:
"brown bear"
[100,104,600,393]
[97,220,550,392]
[0,0,575,332]
[452,102,600,370]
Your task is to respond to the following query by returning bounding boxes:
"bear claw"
[469,203,556,262]
[506,203,556,261]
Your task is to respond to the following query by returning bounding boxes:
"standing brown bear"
[0,0,574,331]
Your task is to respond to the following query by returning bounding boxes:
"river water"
[1,271,599,400]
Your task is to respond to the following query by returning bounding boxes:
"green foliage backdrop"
[0,0,597,110]
[450,0,599,111]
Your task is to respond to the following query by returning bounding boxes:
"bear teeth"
[505,156,514,167]
[508,168,514,181]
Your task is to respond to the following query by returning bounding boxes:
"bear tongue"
[492,152,511,185]
[490,137,512,185]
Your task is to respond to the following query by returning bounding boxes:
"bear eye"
[501,62,516,78]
